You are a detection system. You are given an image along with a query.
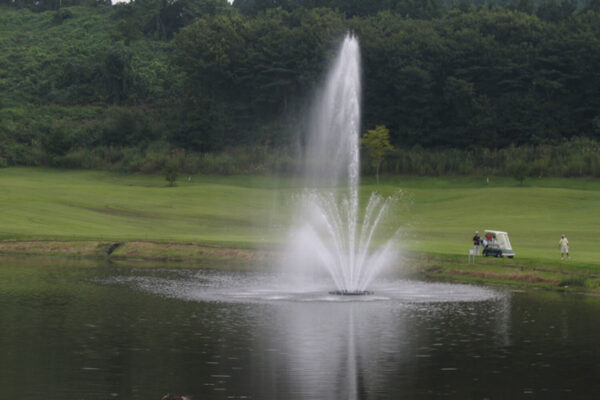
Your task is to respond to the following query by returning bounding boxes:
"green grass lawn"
[0,168,296,246]
[1,168,598,265]
[367,175,600,264]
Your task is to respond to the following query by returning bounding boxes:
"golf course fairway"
[1,167,598,290]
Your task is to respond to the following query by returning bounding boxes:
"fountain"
[98,34,501,305]
[71,34,510,400]
[287,34,398,295]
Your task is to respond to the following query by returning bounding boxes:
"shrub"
[164,148,185,186]
[507,161,530,184]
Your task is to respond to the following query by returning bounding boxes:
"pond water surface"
[1,257,599,399]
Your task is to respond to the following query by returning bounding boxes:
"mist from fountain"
[287,34,398,294]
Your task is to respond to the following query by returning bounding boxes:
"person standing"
[473,231,481,255]
[559,234,570,260]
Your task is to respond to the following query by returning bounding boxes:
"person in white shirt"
[559,234,570,260]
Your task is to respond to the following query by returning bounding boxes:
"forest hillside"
[1,0,599,176]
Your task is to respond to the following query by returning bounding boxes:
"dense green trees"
[1,0,600,175]
[172,7,345,149]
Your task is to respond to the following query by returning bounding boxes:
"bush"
[507,161,531,184]
[381,138,600,178]
[164,148,184,186]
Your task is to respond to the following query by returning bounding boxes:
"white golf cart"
[482,230,515,258]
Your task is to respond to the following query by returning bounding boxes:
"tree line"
[1,0,599,175]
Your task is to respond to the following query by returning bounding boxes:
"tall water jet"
[287,34,398,294]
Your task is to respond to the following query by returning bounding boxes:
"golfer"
[473,231,481,255]
[559,234,570,260]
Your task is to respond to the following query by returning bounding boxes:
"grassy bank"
[1,167,599,291]
[403,252,600,293]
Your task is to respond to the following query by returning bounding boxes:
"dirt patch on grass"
[78,205,160,220]
[449,269,561,285]
[113,241,277,261]
[0,239,279,263]
[0,239,278,261]
[0,240,101,256]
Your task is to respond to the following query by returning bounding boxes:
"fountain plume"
[288,34,398,293]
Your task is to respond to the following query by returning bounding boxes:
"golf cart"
[482,230,515,258]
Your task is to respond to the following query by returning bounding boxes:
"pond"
[1,257,599,399]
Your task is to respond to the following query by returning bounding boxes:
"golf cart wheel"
[508,256,514,259]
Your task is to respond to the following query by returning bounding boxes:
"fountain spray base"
[329,290,374,296]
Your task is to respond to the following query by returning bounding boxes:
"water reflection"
[247,297,512,400]
[3,260,600,399]
[103,268,512,399]
[277,303,407,400]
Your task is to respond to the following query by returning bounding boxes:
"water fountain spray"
[289,34,398,295]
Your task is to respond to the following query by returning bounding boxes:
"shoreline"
[0,239,276,263]
[2,239,599,295]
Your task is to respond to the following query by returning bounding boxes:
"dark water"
[1,258,599,400]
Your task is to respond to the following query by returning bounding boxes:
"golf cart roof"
[484,230,507,235]
[484,230,513,251]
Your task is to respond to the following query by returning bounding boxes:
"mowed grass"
[1,168,598,264]
[367,175,600,263]
[0,168,293,246]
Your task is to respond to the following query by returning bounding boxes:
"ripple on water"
[95,270,504,306]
